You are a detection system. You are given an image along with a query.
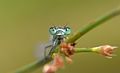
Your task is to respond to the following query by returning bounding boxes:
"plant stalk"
[15,7,120,73]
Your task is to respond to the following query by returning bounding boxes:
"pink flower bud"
[43,54,64,73]
[98,45,117,58]
[43,64,57,73]
[60,42,75,57]
[53,54,64,68]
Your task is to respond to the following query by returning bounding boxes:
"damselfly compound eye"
[64,27,71,35]
[49,27,57,35]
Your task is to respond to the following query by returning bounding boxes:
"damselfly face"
[49,26,71,36]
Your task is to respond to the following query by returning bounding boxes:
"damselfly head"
[49,25,71,36]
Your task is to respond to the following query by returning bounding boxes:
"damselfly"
[35,25,71,60]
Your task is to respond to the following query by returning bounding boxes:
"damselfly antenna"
[64,24,68,27]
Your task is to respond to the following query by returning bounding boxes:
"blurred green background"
[0,0,120,73]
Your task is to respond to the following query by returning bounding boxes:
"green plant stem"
[75,48,93,53]
[74,47,101,53]
[15,57,52,73]
[67,7,120,43]
[15,7,120,73]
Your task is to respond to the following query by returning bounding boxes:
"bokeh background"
[0,0,120,73]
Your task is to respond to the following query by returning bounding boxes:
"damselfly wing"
[35,40,53,60]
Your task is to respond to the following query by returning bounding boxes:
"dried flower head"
[98,45,117,58]
[43,54,64,73]
[43,64,57,73]
[60,42,76,63]
[53,54,64,68]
